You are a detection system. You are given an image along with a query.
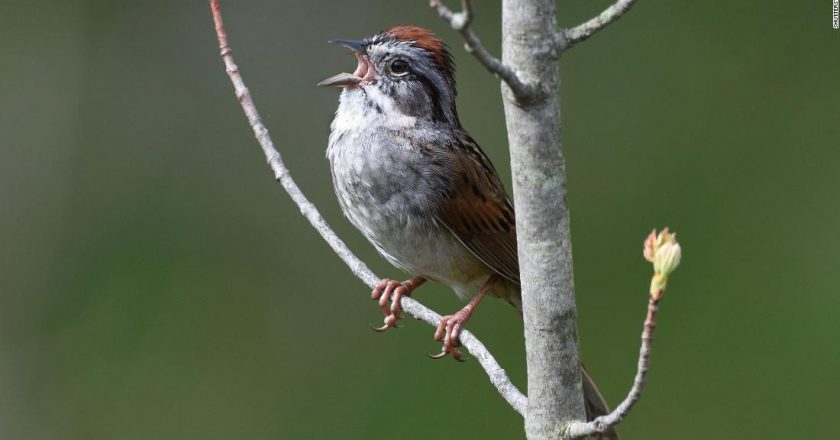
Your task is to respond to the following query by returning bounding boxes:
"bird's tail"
[581,366,619,440]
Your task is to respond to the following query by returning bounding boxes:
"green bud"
[654,241,682,276]
[644,228,682,299]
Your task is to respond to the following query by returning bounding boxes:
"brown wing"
[436,136,520,284]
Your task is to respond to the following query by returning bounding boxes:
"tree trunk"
[500,1,586,439]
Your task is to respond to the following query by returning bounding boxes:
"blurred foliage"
[1,1,838,438]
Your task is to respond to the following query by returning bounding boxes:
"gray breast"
[328,129,485,291]
[329,128,444,242]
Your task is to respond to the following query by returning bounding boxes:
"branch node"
[429,0,533,102]
[235,88,248,103]
[451,11,468,30]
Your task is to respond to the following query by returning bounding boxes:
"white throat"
[330,88,418,135]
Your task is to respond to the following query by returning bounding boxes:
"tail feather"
[581,366,619,440]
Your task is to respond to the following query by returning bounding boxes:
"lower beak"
[318,40,376,89]
[317,72,362,88]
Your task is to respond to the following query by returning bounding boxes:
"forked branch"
[208,0,526,416]
[430,0,533,101]
[564,229,681,438]
[562,0,638,47]
[564,297,660,438]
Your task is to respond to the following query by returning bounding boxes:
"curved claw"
[370,323,392,332]
[427,350,449,360]
[426,349,467,362]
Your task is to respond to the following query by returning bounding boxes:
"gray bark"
[500,1,587,439]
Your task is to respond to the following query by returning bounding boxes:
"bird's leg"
[370,276,427,332]
[430,274,500,361]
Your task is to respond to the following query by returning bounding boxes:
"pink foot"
[370,277,426,332]
[427,274,499,361]
[429,309,473,361]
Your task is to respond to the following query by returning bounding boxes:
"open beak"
[317,39,377,88]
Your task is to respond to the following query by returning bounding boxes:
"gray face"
[360,39,459,127]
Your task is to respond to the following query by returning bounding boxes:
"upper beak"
[317,39,375,88]
[328,39,366,54]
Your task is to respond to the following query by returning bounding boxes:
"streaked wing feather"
[437,136,520,284]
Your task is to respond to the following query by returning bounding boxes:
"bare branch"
[562,0,638,47]
[208,0,526,416]
[399,296,527,415]
[564,296,660,438]
[430,0,534,101]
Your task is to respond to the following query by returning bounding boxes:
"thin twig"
[563,297,660,438]
[562,0,638,47]
[429,0,533,101]
[208,0,527,416]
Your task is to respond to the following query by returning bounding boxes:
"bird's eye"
[389,59,409,75]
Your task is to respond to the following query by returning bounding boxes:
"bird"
[319,25,615,435]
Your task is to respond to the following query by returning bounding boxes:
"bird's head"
[318,25,460,127]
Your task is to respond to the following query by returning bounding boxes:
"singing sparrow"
[319,26,614,431]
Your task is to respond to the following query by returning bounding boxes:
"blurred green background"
[1,1,838,438]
